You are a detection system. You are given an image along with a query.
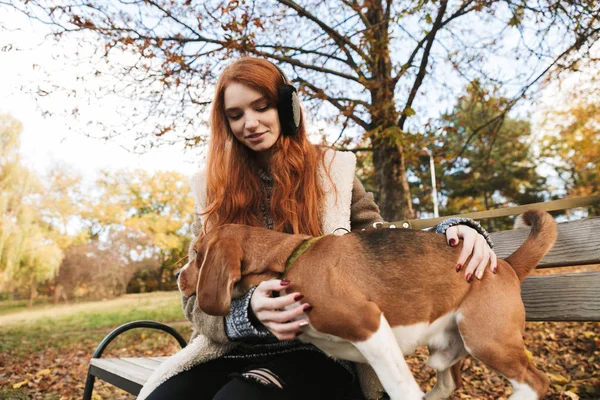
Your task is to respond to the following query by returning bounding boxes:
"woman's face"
[223,82,281,155]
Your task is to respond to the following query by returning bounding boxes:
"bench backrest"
[490,217,600,322]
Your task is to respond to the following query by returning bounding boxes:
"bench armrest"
[91,320,187,359]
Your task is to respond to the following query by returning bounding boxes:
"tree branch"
[143,0,203,38]
[397,0,449,129]
[340,0,371,28]
[249,49,363,83]
[447,24,600,172]
[296,77,370,130]
[276,0,370,63]
[254,44,349,64]
[393,0,475,84]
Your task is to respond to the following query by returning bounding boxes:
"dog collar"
[283,235,326,277]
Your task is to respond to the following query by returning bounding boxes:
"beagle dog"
[178,210,556,400]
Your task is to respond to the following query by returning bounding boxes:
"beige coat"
[138,150,385,400]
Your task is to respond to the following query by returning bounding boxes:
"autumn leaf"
[564,391,580,399]
[13,380,29,389]
[548,372,570,384]
[37,368,52,376]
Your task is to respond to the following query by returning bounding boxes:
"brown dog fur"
[179,210,556,397]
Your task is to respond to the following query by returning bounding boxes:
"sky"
[0,7,342,183]
[0,8,201,183]
[0,5,594,194]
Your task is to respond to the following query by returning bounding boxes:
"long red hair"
[203,57,327,236]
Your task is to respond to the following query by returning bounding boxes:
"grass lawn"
[0,292,598,399]
[0,292,191,400]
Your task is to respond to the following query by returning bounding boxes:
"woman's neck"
[252,148,273,169]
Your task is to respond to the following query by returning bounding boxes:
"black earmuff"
[274,65,301,137]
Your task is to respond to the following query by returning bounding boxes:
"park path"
[0,292,178,326]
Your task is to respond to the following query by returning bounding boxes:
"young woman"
[140,57,497,400]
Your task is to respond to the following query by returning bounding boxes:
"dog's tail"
[505,210,557,282]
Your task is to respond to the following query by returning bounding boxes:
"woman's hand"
[445,225,497,282]
[250,279,311,341]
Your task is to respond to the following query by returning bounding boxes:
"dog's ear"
[196,237,243,316]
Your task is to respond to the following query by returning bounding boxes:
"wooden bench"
[83,321,187,399]
[83,198,600,399]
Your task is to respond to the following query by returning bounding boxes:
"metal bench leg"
[83,320,187,398]
[83,367,96,400]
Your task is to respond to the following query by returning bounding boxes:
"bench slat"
[491,217,600,268]
[121,357,163,370]
[149,356,169,363]
[523,272,600,321]
[90,358,154,386]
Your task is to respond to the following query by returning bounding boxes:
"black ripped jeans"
[145,350,365,400]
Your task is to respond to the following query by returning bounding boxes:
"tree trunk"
[53,283,68,304]
[372,141,414,221]
[28,282,38,307]
[365,3,415,221]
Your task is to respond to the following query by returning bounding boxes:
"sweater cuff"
[225,286,277,342]
[435,218,494,249]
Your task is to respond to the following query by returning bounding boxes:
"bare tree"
[55,228,159,300]
[3,0,599,219]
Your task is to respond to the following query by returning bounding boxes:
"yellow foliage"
[88,168,194,255]
[13,380,29,389]
[1,115,64,293]
[37,368,52,376]
[547,372,570,384]
[1,114,194,295]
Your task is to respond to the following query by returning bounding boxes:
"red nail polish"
[449,239,457,247]
[456,264,462,272]
[304,305,313,312]
[281,280,290,286]
[294,294,304,301]
[466,273,472,282]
